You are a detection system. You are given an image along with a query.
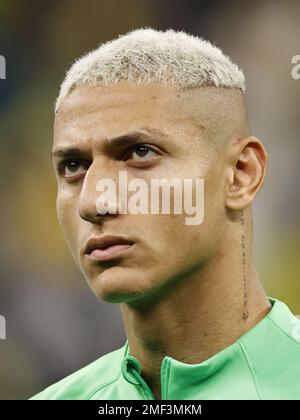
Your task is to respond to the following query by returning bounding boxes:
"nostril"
[96,211,118,218]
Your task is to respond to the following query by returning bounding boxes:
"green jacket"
[30,297,300,400]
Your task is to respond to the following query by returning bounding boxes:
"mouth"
[84,235,135,262]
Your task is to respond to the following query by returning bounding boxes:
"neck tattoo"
[240,210,249,321]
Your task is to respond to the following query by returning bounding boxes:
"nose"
[78,160,120,224]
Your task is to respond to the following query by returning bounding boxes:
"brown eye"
[65,161,81,174]
[58,159,89,178]
[129,145,157,160]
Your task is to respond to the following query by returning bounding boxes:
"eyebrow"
[51,147,84,158]
[51,127,170,158]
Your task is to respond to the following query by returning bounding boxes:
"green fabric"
[30,297,300,400]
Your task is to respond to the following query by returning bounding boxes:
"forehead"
[53,83,246,153]
[54,82,206,145]
[57,81,187,117]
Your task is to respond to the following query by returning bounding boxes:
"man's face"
[53,82,236,305]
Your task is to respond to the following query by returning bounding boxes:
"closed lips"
[84,235,135,255]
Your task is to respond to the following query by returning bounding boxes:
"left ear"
[225,136,268,210]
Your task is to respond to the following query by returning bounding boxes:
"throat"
[141,371,162,400]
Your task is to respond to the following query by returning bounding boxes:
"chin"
[86,267,157,304]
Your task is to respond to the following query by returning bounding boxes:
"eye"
[58,159,89,178]
[125,144,159,162]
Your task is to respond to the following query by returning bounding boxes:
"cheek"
[204,170,227,226]
[56,192,79,254]
[144,214,201,263]
[147,182,223,267]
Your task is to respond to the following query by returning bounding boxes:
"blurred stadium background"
[0,0,299,399]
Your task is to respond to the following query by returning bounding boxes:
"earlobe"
[225,136,268,211]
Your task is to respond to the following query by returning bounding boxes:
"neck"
[119,215,271,400]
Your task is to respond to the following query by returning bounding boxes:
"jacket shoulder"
[30,344,126,400]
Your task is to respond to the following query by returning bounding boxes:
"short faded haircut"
[55,27,246,112]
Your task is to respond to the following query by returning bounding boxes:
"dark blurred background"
[0,0,299,399]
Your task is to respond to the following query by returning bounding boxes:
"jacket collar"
[120,297,298,399]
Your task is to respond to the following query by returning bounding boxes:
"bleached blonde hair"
[55,27,246,112]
